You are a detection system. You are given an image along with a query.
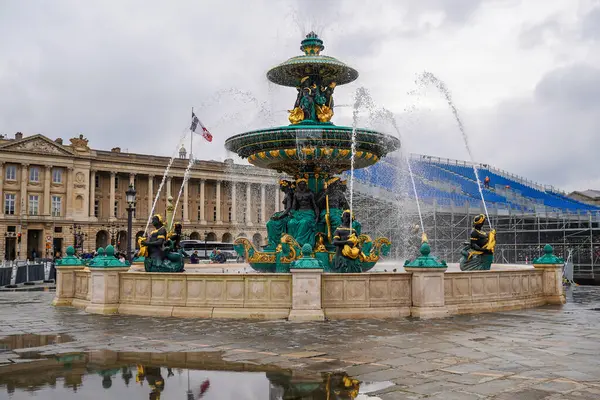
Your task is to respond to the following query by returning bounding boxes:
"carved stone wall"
[444,270,545,314]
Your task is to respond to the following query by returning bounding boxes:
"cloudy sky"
[1,0,599,192]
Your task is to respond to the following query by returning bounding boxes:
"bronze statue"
[266,180,295,251]
[332,210,364,273]
[141,215,184,272]
[287,178,319,248]
[459,214,496,271]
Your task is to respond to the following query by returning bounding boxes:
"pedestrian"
[484,176,490,189]
[190,251,199,264]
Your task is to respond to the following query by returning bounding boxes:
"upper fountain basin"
[224,124,400,175]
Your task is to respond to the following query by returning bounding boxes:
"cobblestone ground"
[1,286,600,399]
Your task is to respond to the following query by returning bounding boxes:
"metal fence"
[1,260,54,287]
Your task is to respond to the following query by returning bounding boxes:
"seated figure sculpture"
[265,179,295,251]
[459,214,496,271]
[141,214,185,273]
[316,177,348,241]
[332,210,365,273]
[287,178,319,248]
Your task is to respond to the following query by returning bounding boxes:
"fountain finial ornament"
[300,31,324,55]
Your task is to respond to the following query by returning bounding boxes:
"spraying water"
[144,129,189,234]
[170,155,196,230]
[349,87,374,218]
[382,109,425,235]
[416,71,492,229]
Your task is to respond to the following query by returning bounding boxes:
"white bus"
[180,240,237,260]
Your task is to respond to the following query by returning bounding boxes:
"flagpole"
[190,107,194,160]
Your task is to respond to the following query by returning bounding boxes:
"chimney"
[55,138,63,145]
[15,132,23,140]
[111,147,121,153]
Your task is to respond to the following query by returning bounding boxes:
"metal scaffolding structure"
[353,189,600,282]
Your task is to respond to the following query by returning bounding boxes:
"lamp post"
[102,222,123,247]
[69,224,88,255]
[204,231,208,259]
[125,183,136,262]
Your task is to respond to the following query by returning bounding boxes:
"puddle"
[0,349,389,399]
[0,333,74,352]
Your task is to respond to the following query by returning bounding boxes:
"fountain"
[225,32,400,273]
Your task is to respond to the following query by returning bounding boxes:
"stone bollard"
[86,245,130,315]
[533,244,566,305]
[52,246,86,306]
[288,244,325,322]
[404,242,449,319]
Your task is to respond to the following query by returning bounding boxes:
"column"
[0,163,4,217]
[246,183,253,226]
[89,170,96,218]
[215,180,222,224]
[183,179,189,222]
[199,179,206,224]
[274,185,280,213]
[20,163,28,216]
[44,166,52,216]
[66,167,74,217]
[109,172,116,219]
[260,184,266,224]
[147,175,154,217]
[166,177,172,198]
[231,182,237,224]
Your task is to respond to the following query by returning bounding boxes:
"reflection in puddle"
[0,350,386,399]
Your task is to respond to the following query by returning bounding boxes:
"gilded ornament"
[284,149,296,157]
[269,150,280,157]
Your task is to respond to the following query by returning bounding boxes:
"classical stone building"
[0,132,278,260]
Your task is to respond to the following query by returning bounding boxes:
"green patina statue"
[332,210,364,273]
[459,214,496,271]
[265,179,295,251]
[287,178,319,248]
[141,214,184,273]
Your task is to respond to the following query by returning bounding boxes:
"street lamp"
[69,224,88,255]
[204,231,208,259]
[102,222,124,247]
[125,183,136,262]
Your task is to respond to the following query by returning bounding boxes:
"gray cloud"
[0,0,598,193]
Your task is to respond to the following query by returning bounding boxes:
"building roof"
[570,189,600,200]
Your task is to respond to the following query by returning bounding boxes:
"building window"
[51,195,61,216]
[5,165,16,181]
[197,205,201,221]
[181,205,184,219]
[133,202,136,219]
[213,206,217,221]
[243,209,247,223]
[228,207,232,221]
[95,175,99,188]
[94,200,99,217]
[28,195,39,215]
[114,175,119,189]
[257,206,262,223]
[52,168,62,184]
[29,167,40,183]
[4,194,15,215]
[114,201,118,217]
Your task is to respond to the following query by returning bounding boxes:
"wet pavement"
[0,286,600,399]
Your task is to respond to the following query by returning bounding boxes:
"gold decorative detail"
[321,147,333,157]
[362,237,392,263]
[248,154,257,162]
[372,155,379,162]
[355,151,364,158]
[288,107,304,124]
[338,149,350,157]
[483,229,497,254]
[284,149,296,157]
[234,237,276,263]
[326,176,340,186]
[137,236,148,258]
[257,151,267,159]
[364,152,373,160]
[301,146,315,156]
[316,105,333,122]
[295,177,308,184]
[279,234,301,263]
[315,233,327,252]
[269,150,280,157]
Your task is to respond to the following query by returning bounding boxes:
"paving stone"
[464,378,521,395]
[492,388,553,400]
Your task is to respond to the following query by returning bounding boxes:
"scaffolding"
[354,191,600,282]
